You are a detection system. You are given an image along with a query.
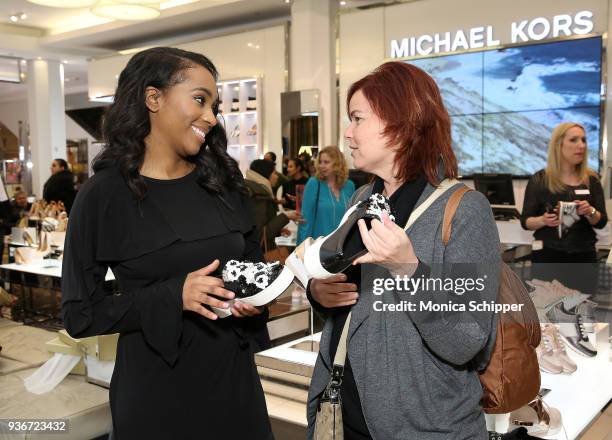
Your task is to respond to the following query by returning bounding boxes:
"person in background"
[281,157,309,211]
[246,159,301,250]
[43,158,77,214]
[7,191,30,224]
[521,122,607,294]
[297,146,355,245]
[298,151,316,176]
[264,151,287,194]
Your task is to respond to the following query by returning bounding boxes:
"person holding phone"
[521,122,607,294]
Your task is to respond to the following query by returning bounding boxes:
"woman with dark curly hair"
[61,47,272,439]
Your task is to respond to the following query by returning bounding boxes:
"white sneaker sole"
[304,238,336,280]
[211,265,295,318]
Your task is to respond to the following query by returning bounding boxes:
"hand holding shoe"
[575,200,595,216]
[231,302,264,318]
[353,212,418,272]
[540,212,560,228]
[310,274,358,308]
[182,259,235,320]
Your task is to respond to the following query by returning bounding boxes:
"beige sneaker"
[548,324,577,374]
[510,396,562,437]
[538,325,564,374]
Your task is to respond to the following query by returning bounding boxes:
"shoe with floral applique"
[211,260,295,318]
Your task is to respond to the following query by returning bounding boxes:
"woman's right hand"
[540,212,560,228]
[309,273,358,308]
[182,259,235,320]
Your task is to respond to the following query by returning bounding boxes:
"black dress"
[61,166,273,440]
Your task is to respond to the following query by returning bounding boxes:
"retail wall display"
[66,139,89,189]
[405,36,601,176]
[218,78,262,173]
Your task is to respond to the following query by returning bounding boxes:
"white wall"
[88,24,287,161]
[0,98,92,145]
[0,98,27,140]
[338,0,609,204]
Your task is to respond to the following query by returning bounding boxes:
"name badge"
[575,189,590,195]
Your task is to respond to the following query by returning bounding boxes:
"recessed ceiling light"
[36,57,41,60]
[340,0,347,5]
[284,0,290,3]
[10,15,18,22]
[20,13,27,20]
[91,1,161,20]
[26,0,98,7]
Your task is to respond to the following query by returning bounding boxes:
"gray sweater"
[306,181,501,440]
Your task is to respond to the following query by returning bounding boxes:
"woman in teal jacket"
[297,145,355,244]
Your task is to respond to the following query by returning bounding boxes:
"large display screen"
[406,37,602,176]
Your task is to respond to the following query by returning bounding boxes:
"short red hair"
[347,62,457,186]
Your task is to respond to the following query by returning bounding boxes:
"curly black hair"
[93,46,245,199]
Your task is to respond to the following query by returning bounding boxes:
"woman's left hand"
[231,301,264,318]
[575,200,594,216]
[352,212,418,270]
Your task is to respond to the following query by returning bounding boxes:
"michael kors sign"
[389,10,594,58]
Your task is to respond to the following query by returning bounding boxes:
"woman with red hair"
[306,62,501,439]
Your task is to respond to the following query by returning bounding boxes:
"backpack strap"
[442,185,472,246]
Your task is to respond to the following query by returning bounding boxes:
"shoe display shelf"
[487,323,611,439]
[217,77,261,174]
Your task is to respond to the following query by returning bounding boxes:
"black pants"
[531,247,598,295]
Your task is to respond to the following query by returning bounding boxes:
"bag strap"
[334,311,352,367]
[404,179,460,231]
[442,185,472,246]
[313,180,321,226]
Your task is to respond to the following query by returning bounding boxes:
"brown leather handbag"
[442,186,541,414]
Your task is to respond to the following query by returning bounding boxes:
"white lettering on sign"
[389,11,595,58]
[574,10,594,34]
[528,17,551,41]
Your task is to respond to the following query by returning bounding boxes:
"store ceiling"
[0,0,290,54]
[0,0,404,101]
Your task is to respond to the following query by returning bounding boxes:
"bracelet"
[587,207,597,218]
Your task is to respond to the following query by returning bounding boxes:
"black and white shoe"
[546,302,597,357]
[303,193,396,279]
[211,260,295,318]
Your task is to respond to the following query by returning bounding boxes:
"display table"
[0,263,114,328]
[539,323,611,439]
[267,292,311,341]
[495,219,612,250]
[0,263,114,281]
[0,320,112,439]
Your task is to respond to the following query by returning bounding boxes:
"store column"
[26,59,66,198]
[290,0,338,149]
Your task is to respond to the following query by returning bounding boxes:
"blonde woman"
[297,146,355,245]
[521,122,607,294]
